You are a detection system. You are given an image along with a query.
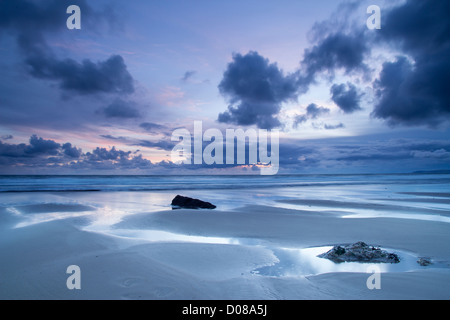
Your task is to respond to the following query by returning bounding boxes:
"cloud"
[371,53,450,127]
[293,114,308,127]
[298,32,369,91]
[301,0,450,127]
[311,122,345,130]
[218,51,298,129]
[62,143,82,158]
[377,0,450,56]
[324,123,345,130]
[306,103,330,119]
[0,141,29,158]
[1,133,450,174]
[139,122,169,134]
[27,54,135,95]
[412,149,450,160]
[0,135,159,172]
[86,146,131,161]
[330,82,363,114]
[133,139,176,151]
[27,135,61,155]
[0,0,134,96]
[332,138,450,164]
[0,0,92,33]
[217,20,369,130]
[100,99,140,119]
[294,103,330,128]
[181,70,196,82]
[296,0,450,128]
[216,1,449,130]
[278,141,318,167]
[101,134,175,151]
[99,135,127,141]
[0,135,63,158]
[370,0,450,127]
[71,147,154,172]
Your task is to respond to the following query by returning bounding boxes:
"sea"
[1,173,450,193]
[1,173,450,225]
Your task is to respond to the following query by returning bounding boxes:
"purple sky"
[0,0,449,174]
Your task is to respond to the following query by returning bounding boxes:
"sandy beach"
[1,175,450,300]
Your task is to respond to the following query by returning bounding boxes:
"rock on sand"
[171,195,216,210]
[318,241,400,264]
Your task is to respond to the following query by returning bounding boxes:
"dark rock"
[417,257,432,266]
[318,241,400,264]
[171,195,216,210]
[334,246,346,256]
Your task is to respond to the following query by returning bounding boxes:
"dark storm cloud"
[302,32,368,74]
[0,0,134,96]
[297,0,450,127]
[86,147,131,161]
[27,54,135,95]
[100,99,140,119]
[62,143,82,159]
[218,101,283,130]
[330,82,363,114]
[298,32,369,91]
[371,0,450,126]
[0,141,29,158]
[293,103,330,128]
[0,135,62,158]
[0,135,70,159]
[27,135,61,155]
[217,28,368,129]
[222,0,449,130]
[68,147,154,172]
[1,133,450,173]
[378,0,450,56]
[217,51,298,129]
[214,0,448,131]
[0,135,157,172]
[372,53,450,127]
[294,0,450,128]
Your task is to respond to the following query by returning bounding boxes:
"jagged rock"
[417,257,432,266]
[171,195,216,210]
[318,241,400,264]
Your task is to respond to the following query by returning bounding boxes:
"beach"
[1,174,450,300]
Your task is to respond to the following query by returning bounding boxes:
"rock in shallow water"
[318,241,400,264]
[417,257,432,266]
[171,195,216,210]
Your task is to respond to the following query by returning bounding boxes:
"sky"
[0,0,449,174]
